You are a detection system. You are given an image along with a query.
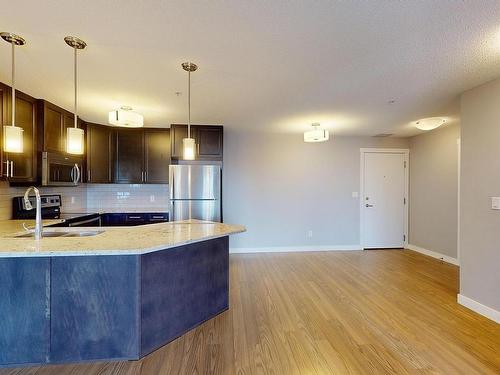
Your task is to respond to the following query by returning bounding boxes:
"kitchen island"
[0,220,245,367]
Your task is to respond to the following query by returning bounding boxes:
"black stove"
[12,194,62,219]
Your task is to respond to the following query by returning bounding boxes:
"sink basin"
[12,230,104,238]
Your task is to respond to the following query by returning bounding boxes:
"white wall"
[223,130,408,251]
[460,78,500,316]
[408,124,460,259]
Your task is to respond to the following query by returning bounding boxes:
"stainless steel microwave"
[42,152,83,186]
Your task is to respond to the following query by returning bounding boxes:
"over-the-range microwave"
[42,151,83,186]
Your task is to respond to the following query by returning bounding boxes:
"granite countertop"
[0,220,245,258]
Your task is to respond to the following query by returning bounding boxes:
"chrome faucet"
[23,186,42,240]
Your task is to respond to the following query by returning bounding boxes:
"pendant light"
[64,36,86,155]
[304,123,330,143]
[182,62,198,160]
[1,32,26,153]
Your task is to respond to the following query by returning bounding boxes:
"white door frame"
[359,148,410,249]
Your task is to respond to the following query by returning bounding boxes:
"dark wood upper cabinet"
[170,124,223,161]
[86,123,114,183]
[196,126,223,159]
[0,83,37,183]
[144,129,170,183]
[114,128,170,184]
[170,124,191,159]
[37,100,81,155]
[115,129,144,183]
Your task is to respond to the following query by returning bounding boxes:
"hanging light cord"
[74,46,78,129]
[11,42,15,127]
[187,63,191,139]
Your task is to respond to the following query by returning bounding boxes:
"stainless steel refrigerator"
[169,165,222,222]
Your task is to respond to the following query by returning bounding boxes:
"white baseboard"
[229,245,362,254]
[406,244,459,266]
[457,294,500,324]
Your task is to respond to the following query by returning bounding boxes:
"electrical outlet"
[307,230,313,238]
[492,197,500,210]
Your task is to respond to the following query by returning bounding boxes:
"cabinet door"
[115,129,144,183]
[170,124,193,159]
[196,126,223,160]
[87,124,113,183]
[0,87,4,178]
[62,113,76,154]
[8,92,37,183]
[144,129,170,183]
[43,104,63,153]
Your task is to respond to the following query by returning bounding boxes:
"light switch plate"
[491,197,500,210]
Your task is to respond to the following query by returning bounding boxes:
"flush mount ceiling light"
[1,32,26,153]
[304,123,330,143]
[108,106,144,128]
[182,62,198,160]
[65,36,86,155]
[414,117,446,131]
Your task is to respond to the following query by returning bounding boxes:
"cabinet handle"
[4,160,9,178]
[88,169,91,182]
[197,143,199,156]
[128,216,142,219]
[10,161,14,177]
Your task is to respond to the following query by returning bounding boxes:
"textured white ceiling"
[1,0,500,136]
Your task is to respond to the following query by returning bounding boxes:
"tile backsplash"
[0,180,87,220]
[86,184,169,213]
[0,181,169,220]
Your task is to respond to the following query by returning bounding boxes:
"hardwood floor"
[1,250,499,374]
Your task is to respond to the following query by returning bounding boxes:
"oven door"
[42,152,83,186]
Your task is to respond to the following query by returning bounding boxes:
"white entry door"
[362,151,407,249]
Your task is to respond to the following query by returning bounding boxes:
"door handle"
[365,204,374,208]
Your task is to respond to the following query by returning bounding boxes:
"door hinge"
[403,234,406,242]
[404,161,407,168]
[404,197,406,205]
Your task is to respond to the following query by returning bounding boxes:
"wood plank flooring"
[1,250,499,374]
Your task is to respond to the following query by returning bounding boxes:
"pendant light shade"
[65,36,86,155]
[108,106,144,128]
[304,123,330,143]
[3,125,23,153]
[182,62,198,160]
[1,32,26,153]
[183,138,196,160]
[66,127,84,154]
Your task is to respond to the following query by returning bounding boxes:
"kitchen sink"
[12,230,104,238]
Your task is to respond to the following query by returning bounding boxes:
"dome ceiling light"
[1,32,26,154]
[414,117,446,131]
[108,106,144,128]
[304,123,330,143]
